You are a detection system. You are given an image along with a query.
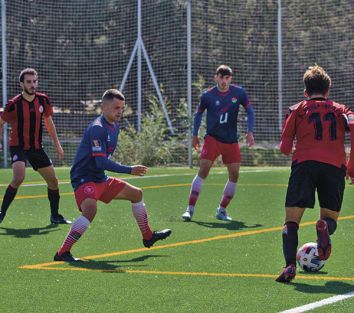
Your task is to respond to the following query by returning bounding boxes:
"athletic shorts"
[74,177,127,209]
[285,160,346,212]
[200,135,241,164]
[10,146,52,170]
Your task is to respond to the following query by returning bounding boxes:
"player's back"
[292,98,348,167]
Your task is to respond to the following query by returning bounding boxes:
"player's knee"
[323,217,337,235]
[47,177,59,189]
[133,188,143,202]
[11,176,25,188]
[81,206,97,222]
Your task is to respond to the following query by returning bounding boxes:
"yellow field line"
[20,214,354,270]
[18,266,354,282]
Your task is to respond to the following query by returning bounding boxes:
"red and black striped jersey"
[1,92,53,150]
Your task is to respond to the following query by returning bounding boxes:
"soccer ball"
[296,242,325,272]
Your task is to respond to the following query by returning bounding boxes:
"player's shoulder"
[229,84,248,96]
[288,100,305,113]
[203,86,216,95]
[35,92,49,100]
[7,94,22,104]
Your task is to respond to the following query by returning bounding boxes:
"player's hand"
[192,136,200,152]
[131,165,148,176]
[246,132,254,147]
[55,144,64,160]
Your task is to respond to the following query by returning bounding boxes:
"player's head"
[214,65,233,92]
[101,89,125,123]
[303,65,331,98]
[19,68,38,96]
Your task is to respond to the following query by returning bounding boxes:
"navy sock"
[1,185,18,214]
[323,217,337,235]
[48,188,60,216]
[282,221,299,266]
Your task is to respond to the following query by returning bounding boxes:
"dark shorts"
[285,160,346,212]
[10,146,52,170]
[74,178,127,209]
[200,135,241,164]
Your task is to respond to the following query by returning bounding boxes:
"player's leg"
[215,142,241,221]
[316,163,345,260]
[275,206,305,283]
[110,179,171,248]
[0,160,26,223]
[37,165,71,224]
[54,183,99,262]
[276,161,315,283]
[183,135,217,221]
[182,159,212,221]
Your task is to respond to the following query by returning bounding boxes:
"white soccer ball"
[296,242,326,272]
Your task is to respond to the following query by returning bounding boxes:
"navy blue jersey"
[193,84,254,143]
[70,115,120,190]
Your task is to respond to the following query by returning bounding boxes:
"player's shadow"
[0,224,59,238]
[69,254,168,272]
[190,220,262,231]
[292,280,354,294]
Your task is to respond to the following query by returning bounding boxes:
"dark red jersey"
[280,98,354,168]
[1,92,53,150]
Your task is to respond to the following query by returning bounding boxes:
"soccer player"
[182,65,255,222]
[53,89,171,262]
[276,65,354,283]
[0,68,70,224]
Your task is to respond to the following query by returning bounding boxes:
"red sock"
[58,215,90,255]
[132,200,153,240]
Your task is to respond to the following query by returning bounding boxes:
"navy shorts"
[285,160,346,212]
[10,146,52,171]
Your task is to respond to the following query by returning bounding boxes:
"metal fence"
[1,0,353,167]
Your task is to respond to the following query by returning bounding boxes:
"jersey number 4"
[308,112,336,140]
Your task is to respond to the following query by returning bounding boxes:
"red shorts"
[74,178,127,209]
[200,135,241,164]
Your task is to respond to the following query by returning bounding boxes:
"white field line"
[0,168,288,188]
[278,290,354,313]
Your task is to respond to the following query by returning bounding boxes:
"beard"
[24,87,36,95]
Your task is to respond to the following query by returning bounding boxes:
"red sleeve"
[346,111,354,177]
[279,109,296,155]
[43,94,53,117]
[1,100,16,122]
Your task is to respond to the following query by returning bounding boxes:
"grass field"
[0,166,353,313]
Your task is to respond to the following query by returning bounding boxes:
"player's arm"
[44,115,64,160]
[192,93,207,151]
[279,109,296,155]
[0,116,5,151]
[90,126,134,175]
[241,90,255,147]
[345,111,354,178]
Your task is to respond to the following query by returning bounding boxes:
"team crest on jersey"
[84,186,94,194]
[39,105,44,113]
[13,154,18,161]
[215,100,220,106]
[231,97,237,103]
[92,140,102,152]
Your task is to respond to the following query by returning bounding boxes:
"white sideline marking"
[278,290,354,313]
[0,168,287,187]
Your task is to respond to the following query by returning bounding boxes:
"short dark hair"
[303,65,331,96]
[19,68,38,82]
[215,65,233,77]
[101,89,125,102]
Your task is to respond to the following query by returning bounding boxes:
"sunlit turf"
[0,167,353,313]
